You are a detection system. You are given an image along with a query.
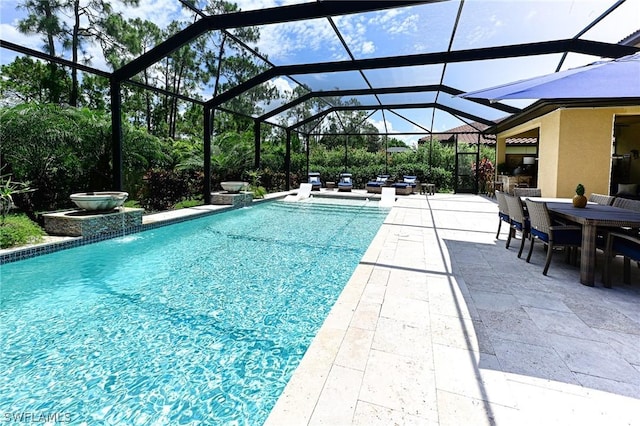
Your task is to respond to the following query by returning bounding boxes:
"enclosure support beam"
[110,78,123,191]
[204,107,212,204]
[254,120,261,170]
[305,134,310,179]
[285,129,291,191]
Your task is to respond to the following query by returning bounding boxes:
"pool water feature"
[0,200,389,424]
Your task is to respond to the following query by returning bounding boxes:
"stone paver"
[265,193,640,426]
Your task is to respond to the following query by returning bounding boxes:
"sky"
[1,0,639,146]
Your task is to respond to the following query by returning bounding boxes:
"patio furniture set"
[307,172,431,195]
[364,175,423,195]
[496,189,640,287]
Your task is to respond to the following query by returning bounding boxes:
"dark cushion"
[553,229,582,245]
[613,237,640,261]
[616,183,638,197]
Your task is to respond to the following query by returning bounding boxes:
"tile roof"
[419,122,537,146]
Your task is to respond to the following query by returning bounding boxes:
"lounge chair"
[283,182,313,202]
[308,172,321,191]
[403,175,418,193]
[338,173,353,192]
[365,175,390,193]
[379,187,395,207]
[392,182,412,195]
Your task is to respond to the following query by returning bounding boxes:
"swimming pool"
[0,199,388,424]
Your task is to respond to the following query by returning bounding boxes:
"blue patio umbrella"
[461,52,640,101]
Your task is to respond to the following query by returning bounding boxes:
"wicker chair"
[504,193,530,258]
[524,199,582,275]
[495,190,510,240]
[612,197,640,212]
[513,187,542,197]
[588,193,615,206]
[603,232,640,287]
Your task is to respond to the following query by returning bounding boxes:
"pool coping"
[0,191,292,264]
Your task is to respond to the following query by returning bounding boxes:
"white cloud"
[269,76,294,96]
[368,117,393,134]
[112,0,191,28]
[361,41,375,55]
[0,23,41,54]
[386,14,419,36]
[255,19,341,63]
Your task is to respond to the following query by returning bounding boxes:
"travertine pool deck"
[265,192,640,426]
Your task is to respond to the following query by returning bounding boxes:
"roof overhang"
[488,97,640,134]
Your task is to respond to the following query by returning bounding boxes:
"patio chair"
[513,187,541,197]
[504,193,530,258]
[403,175,418,193]
[366,175,390,193]
[392,182,413,195]
[337,173,353,192]
[612,197,640,212]
[495,190,510,240]
[602,231,640,287]
[524,199,582,276]
[308,172,321,191]
[588,193,614,206]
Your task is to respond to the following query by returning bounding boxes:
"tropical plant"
[472,157,496,193]
[0,169,35,224]
[244,170,267,199]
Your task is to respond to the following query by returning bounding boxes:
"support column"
[110,78,123,191]
[305,134,310,177]
[254,119,261,170]
[285,129,291,191]
[204,107,212,204]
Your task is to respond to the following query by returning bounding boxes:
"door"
[456,151,478,193]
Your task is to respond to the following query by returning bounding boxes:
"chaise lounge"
[338,173,353,192]
[392,182,413,195]
[308,172,321,191]
[402,175,418,193]
[366,175,390,193]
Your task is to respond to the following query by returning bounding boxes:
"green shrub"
[174,198,203,209]
[0,214,45,249]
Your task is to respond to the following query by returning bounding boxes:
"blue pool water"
[0,199,388,425]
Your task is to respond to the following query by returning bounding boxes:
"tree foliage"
[2,0,496,213]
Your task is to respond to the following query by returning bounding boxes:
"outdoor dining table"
[544,201,640,286]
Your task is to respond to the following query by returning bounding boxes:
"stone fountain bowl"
[220,181,248,193]
[70,191,129,211]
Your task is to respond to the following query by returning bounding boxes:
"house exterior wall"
[538,111,561,197]
[496,106,640,198]
[555,108,613,197]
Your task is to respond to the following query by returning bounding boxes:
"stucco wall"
[497,106,640,198]
[555,108,613,197]
[537,111,561,197]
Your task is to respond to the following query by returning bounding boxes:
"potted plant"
[573,183,587,208]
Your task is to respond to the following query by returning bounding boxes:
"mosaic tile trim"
[0,205,243,265]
